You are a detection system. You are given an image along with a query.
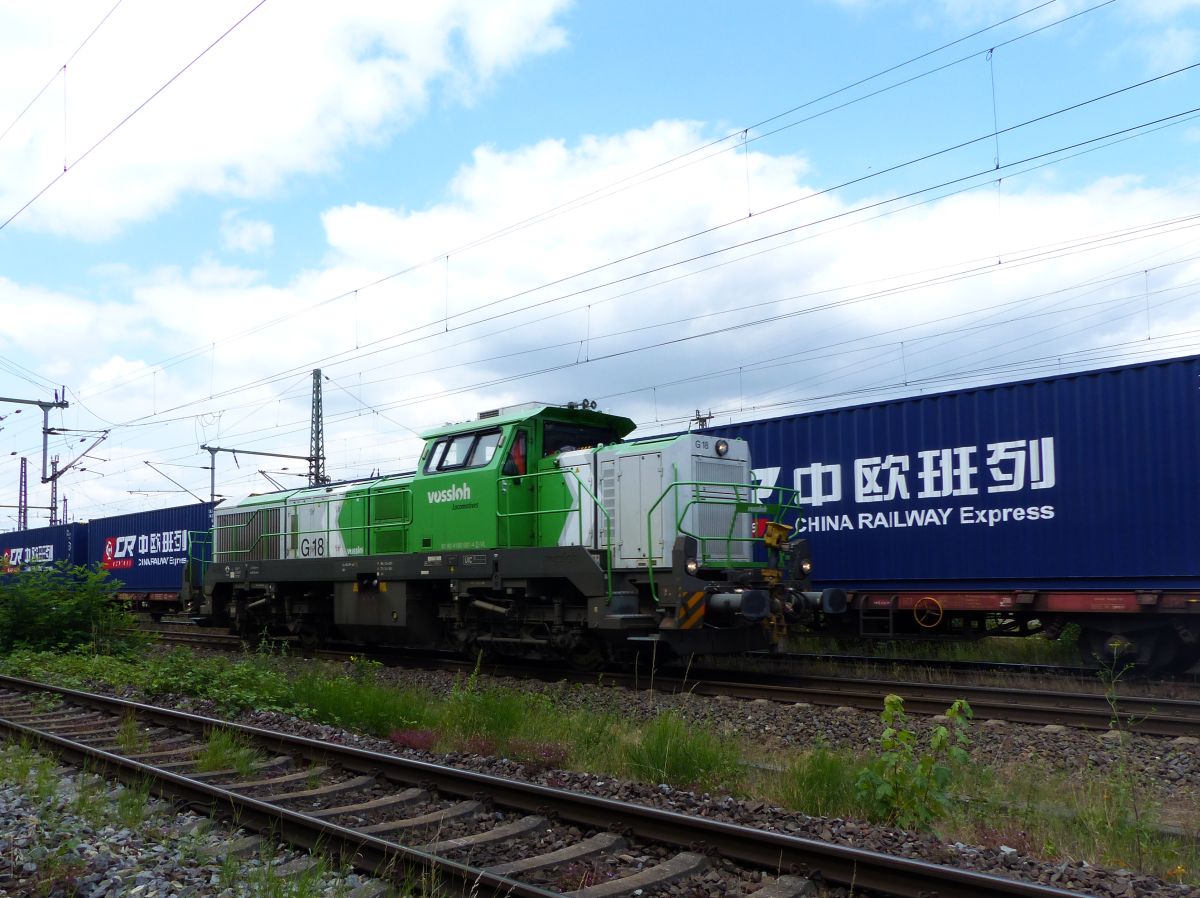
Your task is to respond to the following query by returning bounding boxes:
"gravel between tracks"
[5,658,1200,898]
[0,769,376,897]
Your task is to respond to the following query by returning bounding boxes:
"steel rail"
[660,671,1200,737]
[0,675,1088,898]
[0,719,558,897]
[756,650,1106,679]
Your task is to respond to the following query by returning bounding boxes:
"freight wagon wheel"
[1166,642,1200,675]
[1082,625,1179,673]
[913,596,944,629]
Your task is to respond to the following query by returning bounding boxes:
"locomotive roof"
[420,405,636,440]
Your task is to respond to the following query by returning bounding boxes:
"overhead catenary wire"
[56,82,1200,447]
[0,0,270,233]
[69,0,1115,403]
[10,182,1200,492]
[0,0,125,148]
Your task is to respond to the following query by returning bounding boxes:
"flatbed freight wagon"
[705,354,1200,671]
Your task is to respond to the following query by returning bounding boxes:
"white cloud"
[220,210,274,254]
[1136,25,1199,70]
[5,119,1200,517]
[0,1,571,239]
[1127,0,1200,20]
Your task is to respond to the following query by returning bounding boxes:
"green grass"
[624,710,742,792]
[290,671,437,735]
[116,711,150,754]
[195,728,263,777]
[784,628,1084,666]
[763,746,870,819]
[114,777,154,828]
[4,644,1198,882]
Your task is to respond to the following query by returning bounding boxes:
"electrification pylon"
[49,456,59,525]
[17,458,27,530]
[309,369,328,486]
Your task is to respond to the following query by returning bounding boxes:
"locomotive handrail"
[497,468,614,602]
[209,489,415,563]
[681,483,805,568]
[210,502,333,561]
[644,480,805,605]
[186,530,213,586]
[210,507,279,562]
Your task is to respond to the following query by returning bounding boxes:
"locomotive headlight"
[714,439,729,457]
[800,558,813,576]
[685,557,700,575]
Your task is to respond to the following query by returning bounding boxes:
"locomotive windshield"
[424,429,502,472]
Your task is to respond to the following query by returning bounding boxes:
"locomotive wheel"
[913,596,944,629]
[295,621,322,650]
[566,634,607,672]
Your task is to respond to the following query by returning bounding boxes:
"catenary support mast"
[309,369,328,487]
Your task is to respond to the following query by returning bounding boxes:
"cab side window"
[503,430,528,476]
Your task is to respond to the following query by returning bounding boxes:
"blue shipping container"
[87,502,215,593]
[0,522,87,570]
[706,355,1200,591]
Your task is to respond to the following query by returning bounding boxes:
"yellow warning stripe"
[677,591,706,629]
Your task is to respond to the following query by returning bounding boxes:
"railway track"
[625,668,1200,738]
[0,674,1091,898]
[138,625,1200,737]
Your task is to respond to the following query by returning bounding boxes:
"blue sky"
[1,0,1198,523]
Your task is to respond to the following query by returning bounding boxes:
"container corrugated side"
[706,355,1200,591]
[0,523,87,570]
[87,502,215,593]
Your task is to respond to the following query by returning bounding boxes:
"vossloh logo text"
[428,483,471,504]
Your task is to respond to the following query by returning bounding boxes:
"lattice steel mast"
[309,369,328,486]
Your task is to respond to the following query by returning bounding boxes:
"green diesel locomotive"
[195,403,818,667]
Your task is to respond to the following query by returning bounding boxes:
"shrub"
[0,563,138,654]
[855,694,972,830]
